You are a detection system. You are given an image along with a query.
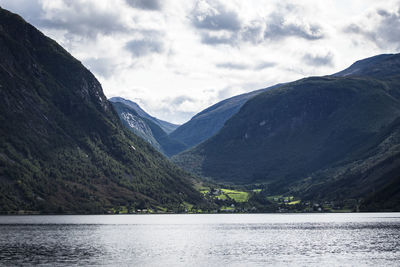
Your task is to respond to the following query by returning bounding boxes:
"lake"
[0,213,399,266]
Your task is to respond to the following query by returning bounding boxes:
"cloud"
[216,62,249,70]
[125,31,164,57]
[170,95,195,106]
[254,61,277,70]
[302,52,334,67]
[216,61,277,70]
[84,57,118,78]
[217,86,245,100]
[190,0,242,46]
[145,95,199,123]
[240,22,265,44]
[125,0,162,11]
[0,0,43,23]
[344,24,374,41]
[192,1,325,47]
[264,9,324,41]
[157,108,195,124]
[344,4,400,49]
[375,10,400,45]
[35,1,128,39]
[191,0,241,31]
[1,0,386,125]
[200,31,237,45]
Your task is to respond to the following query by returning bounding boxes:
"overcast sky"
[1,0,399,124]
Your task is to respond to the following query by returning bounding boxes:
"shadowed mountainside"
[169,85,282,154]
[0,7,201,214]
[173,53,400,210]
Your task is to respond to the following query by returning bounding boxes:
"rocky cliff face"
[110,97,179,134]
[111,100,187,157]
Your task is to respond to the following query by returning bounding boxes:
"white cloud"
[126,0,163,11]
[303,52,334,67]
[0,0,397,124]
[124,30,165,58]
[191,0,242,32]
[343,1,400,50]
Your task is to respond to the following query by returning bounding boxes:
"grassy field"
[195,186,250,203]
[221,189,249,202]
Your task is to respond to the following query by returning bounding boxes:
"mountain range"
[0,7,201,214]
[173,53,400,211]
[111,87,278,156]
[169,85,282,151]
[1,6,399,213]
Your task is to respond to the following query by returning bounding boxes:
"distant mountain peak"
[334,53,399,78]
[110,100,187,157]
[109,97,179,134]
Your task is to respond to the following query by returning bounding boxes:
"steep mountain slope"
[296,116,400,207]
[169,85,281,153]
[109,97,179,134]
[360,175,400,211]
[174,54,400,208]
[0,7,201,214]
[111,101,187,157]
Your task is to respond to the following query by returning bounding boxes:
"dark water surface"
[0,213,399,266]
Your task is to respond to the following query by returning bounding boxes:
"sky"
[0,0,399,124]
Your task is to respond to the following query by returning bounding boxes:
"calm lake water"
[0,213,399,266]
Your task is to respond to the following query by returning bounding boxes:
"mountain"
[0,7,201,214]
[173,54,400,210]
[334,54,400,78]
[169,85,281,154]
[111,86,280,157]
[109,97,179,134]
[111,100,187,157]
